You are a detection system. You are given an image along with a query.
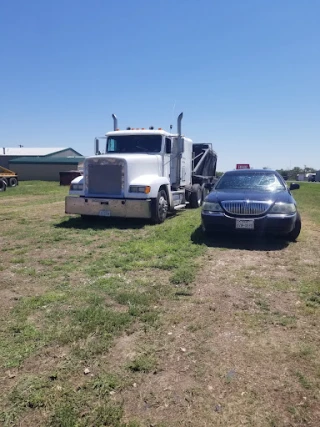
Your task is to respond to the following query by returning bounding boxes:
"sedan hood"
[207,189,293,204]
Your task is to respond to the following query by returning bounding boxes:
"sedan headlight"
[70,183,83,191]
[129,185,151,194]
[269,202,296,214]
[202,201,223,212]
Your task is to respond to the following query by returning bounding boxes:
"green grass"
[293,182,320,224]
[0,181,206,425]
[127,355,157,373]
[1,181,320,426]
[0,180,65,198]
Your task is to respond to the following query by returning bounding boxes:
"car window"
[215,173,285,191]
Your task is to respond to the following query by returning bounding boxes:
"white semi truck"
[65,113,217,223]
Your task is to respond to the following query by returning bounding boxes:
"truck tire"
[9,177,18,187]
[0,179,7,192]
[286,212,301,241]
[189,184,203,208]
[151,189,168,224]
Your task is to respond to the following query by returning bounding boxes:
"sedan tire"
[286,212,301,241]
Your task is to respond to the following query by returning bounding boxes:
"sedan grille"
[221,200,271,216]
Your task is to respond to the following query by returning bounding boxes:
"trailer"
[0,166,18,192]
[65,113,218,223]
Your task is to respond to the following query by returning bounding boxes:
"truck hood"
[85,154,162,177]
[89,153,161,162]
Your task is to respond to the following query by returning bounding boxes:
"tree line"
[216,166,318,180]
[275,166,317,180]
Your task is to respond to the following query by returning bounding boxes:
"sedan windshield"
[216,172,285,191]
[107,135,162,153]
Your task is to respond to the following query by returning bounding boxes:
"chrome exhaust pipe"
[112,114,118,131]
[177,112,183,135]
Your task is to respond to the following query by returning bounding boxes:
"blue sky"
[1,0,319,171]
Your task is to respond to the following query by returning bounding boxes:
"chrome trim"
[221,200,272,216]
[85,157,125,196]
[65,196,151,218]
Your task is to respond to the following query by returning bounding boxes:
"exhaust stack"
[173,112,184,189]
[112,114,118,131]
[94,138,100,155]
[177,112,183,135]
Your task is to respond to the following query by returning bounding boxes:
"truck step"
[173,204,187,210]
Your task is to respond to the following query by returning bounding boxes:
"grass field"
[0,181,319,426]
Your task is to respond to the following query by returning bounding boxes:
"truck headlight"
[70,183,83,191]
[269,202,296,214]
[202,201,223,212]
[129,186,151,194]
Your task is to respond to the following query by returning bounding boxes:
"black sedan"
[201,169,301,240]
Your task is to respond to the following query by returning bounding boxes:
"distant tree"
[276,169,289,180]
[276,166,317,181]
[288,167,303,180]
[303,165,316,173]
[216,171,224,177]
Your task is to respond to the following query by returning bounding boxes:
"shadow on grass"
[55,210,182,230]
[191,226,290,251]
[55,216,148,230]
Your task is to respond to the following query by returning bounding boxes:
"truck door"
[163,137,172,181]
[170,137,187,188]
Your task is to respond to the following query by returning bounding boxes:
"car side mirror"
[165,139,172,154]
[290,182,300,190]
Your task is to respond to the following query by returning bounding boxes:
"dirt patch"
[118,229,320,426]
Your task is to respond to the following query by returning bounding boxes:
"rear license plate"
[236,219,254,230]
[99,210,111,217]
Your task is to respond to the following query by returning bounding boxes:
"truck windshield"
[106,135,162,153]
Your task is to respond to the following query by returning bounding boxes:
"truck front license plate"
[99,210,111,217]
[236,219,254,230]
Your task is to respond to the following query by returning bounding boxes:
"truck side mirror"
[165,139,172,154]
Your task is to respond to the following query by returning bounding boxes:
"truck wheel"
[0,179,7,192]
[9,177,18,187]
[286,212,301,241]
[189,184,203,208]
[151,189,168,224]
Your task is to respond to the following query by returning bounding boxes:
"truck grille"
[87,162,123,196]
[221,200,271,216]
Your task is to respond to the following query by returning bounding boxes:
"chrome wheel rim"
[158,196,168,220]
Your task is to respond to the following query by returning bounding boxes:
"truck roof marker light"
[126,127,131,130]
[145,186,151,194]
[116,128,120,131]
[149,126,154,130]
[158,128,162,130]
[142,128,145,130]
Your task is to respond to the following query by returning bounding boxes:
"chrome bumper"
[65,196,152,219]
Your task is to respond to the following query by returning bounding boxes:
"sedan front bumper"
[201,212,297,235]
